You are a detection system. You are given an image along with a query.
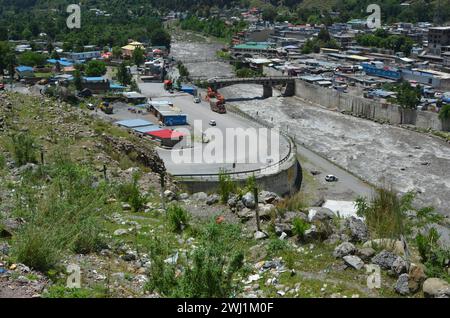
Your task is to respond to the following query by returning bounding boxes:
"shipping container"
[161,114,188,126]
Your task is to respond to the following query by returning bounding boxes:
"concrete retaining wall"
[176,156,302,197]
[294,79,446,131]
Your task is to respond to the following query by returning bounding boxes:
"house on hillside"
[15,66,34,79]
[121,41,145,58]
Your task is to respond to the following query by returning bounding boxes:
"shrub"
[276,191,307,213]
[146,220,244,298]
[0,153,5,170]
[416,228,450,281]
[167,204,190,233]
[267,237,288,256]
[11,133,38,166]
[116,173,147,212]
[218,169,236,203]
[355,187,412,239]
[438,104,450,121]
[292,217,310,240]
[10,155,114,272]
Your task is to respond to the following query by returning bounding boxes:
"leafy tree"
[262,6,277,22]
[112,46,122,59]
[439,104,450,121]
[73,70,83,91]
[85,60,107,77]
[149,28,171,49]
[117,62,132,86]
[133,47,145,66]
[18,51,47,67]
[396,81,421,109]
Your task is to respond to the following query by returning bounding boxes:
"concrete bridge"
[207,76,296,98]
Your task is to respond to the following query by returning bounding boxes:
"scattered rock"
[309,207,335,222]
[372,250,398,270]
[206,194,219,205]
[191,192,208,201]
[242,192,256,209]
[275,223,293,236]
[356,247,376,262]
[121,203,132,211]
[333,242,356,258]
[343,255,364,270]
[254,231,268,240]
[227,195,238,208]
[363,239,405,256]
[248,244,267,261]
[408,263,427,293]
[1,218,25,237]
[0,243,10,255]
[392,256,408,276]
[258,191,280,204]
[279,232,287,240]
[344,217,368,242]
[258,204,275,220]
[237,208,254,221]
[178,193,189,200]
[121,250,137,262]
[281,211,308,223]
[423,278,450,298]
[113,229,128,236]
[395,274,410,296]
[163,190,176,201]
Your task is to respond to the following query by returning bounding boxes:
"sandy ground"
[219,84,450,217]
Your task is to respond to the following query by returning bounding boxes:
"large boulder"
[258,191,280,204]
[394,274,410,296]
[308,207,335,222]
[356,247,376,262]
[371,250,398,270]
[237,208,254,221]
[258,204,275,220]
[423,278,450,298]
[344,217,368,242]
[163,190,176,201]
[333,242,356,258]
[408,263,427,293]
[1,218,25,237]
[191,192,208,201]
[242,192,256,209]
[275,223,293,236]
[206,194,220,206]
[281,211,308,223]
[343,255,364,270]
[392,256,408,276]
[363,239,405,256]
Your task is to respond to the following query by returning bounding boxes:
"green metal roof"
[233,42,272,50]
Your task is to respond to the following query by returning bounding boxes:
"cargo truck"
[210,98,226,114]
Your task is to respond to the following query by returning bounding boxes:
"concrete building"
[401,68,450,89]
[428,26,450,56]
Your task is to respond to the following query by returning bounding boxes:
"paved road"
[137,82,291,175]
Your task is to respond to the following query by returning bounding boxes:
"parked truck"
[210,98,226,114]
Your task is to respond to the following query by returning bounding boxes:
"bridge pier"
[263,85,273,98]
[284,82,295,97]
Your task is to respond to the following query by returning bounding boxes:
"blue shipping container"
[163,114,188,126]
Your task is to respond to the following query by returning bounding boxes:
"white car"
[209,120,217,126]
[194,97,201,103]
[325,175,338,182]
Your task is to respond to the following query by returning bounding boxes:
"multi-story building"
[428,26,450,56]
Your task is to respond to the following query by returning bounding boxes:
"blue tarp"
[116,119,153,128]
[47,59,73,67]
[16,65,33,72]
[83,77,106,82]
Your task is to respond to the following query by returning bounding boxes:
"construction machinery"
[163,79,173,90]
[206,87,226,114]
[99,101,113,114]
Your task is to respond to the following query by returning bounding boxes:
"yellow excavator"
[99,101,113,114]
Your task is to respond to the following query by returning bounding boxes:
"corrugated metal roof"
[116,119,153,128]
[132,125,163,133]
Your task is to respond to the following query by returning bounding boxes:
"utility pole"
[253,185,261,232]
